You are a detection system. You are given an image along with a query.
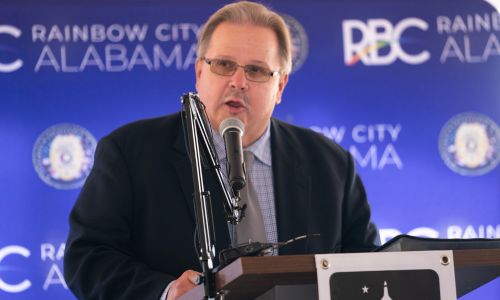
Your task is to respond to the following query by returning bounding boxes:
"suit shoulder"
[105,112,181,144]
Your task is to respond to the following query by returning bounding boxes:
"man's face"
[195,22,288,147]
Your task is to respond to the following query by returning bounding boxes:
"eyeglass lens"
[208,59,273,82]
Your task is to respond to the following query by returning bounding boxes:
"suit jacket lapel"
[271,119,311,255]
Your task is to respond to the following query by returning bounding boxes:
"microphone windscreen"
[219,117,245,136]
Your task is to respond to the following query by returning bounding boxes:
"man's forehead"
[205,22,280,64]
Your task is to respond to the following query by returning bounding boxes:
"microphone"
[219,118,246,191]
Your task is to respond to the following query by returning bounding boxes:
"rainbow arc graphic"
[347,40,392,66]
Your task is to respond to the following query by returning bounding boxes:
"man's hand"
[167,270,202,300]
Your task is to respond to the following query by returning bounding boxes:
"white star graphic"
[362,285,369,294]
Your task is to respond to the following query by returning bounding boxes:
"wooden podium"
[180,249,500,300]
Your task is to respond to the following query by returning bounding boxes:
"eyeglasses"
[201,57,281,83]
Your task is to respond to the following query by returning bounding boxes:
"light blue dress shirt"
[212,124,278,246]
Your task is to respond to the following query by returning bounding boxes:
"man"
[64,2,379,300]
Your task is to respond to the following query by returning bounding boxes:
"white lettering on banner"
[310,126,346,143]
[349,144,403,170]
[30,23,200,72]
[380,224,500,244]
[440,34,500,63]
[153,44,197,71]
[379,228,402,244]
[342,18,430,66]
[379,227,440,244]
[41,243,65,261]
[128,44,153,70]
[32,24,149,43]
[408,227,440,238]
[155,23,200,41]
[34,44,197,72]
[436,12,500,34]
[0,25,24,72]
[437,12,500,64]
[81,45,106,71]
[352,124,401,143]
[310,124,403,170]
[40,243,67,290]
[43,264,67,290]
[448,224,500,239]
[0,245,31,293]
[106,44,128,71]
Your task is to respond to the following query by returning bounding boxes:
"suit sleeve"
[64,135,173,299]
[340,151,380,252]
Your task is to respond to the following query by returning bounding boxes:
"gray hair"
[197,1,292,73]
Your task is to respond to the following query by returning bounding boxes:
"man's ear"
[195,59,203,91]
[276,73,289,104]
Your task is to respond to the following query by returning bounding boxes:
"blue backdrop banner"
[1,0,498,299]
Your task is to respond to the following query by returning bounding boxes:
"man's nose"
[229,67,249,90]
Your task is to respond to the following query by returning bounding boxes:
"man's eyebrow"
[212,55,270,67]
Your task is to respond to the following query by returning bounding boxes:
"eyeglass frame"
[200,57,282,83]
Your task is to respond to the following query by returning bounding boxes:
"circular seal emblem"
[281,14,308,73]
[439,112,500,176]
[32,123,97,189]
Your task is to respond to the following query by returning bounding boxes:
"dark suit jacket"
[64,113,378,299]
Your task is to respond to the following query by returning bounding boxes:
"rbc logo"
[0,25,23,72]
[342,18,430,66]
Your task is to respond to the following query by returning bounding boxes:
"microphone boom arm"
[182,93,245,225]
[181,92,245,299]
